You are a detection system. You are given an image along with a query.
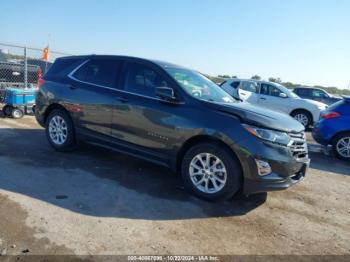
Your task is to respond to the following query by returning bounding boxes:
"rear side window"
[73,59,120,87]
[45,58,82,79]
[123,62,169,97]
[241,81,258,93]
[295,88,310,96]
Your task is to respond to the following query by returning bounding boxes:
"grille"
[288,132,308,160]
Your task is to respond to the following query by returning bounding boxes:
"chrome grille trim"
[288,132,308,160]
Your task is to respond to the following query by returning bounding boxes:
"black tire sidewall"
[332,133,350,161]
[45,109,76,151]
[181,142,242,201]
[3,105,13,116]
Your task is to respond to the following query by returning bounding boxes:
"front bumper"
[233,133,310,195]
[244,159,309,194]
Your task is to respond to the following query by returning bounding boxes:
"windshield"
[165,67,235,103]
[274,83,300,98]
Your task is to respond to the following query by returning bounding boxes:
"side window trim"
[68,59,90,80]
[68,59,185,104]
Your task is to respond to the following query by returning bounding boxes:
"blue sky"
[1,0,349,88]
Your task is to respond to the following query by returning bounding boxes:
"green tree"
[251,75,261,80]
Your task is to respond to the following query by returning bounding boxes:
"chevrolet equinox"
[35,55,310,201]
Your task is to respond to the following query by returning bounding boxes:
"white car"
[220,79,328,127]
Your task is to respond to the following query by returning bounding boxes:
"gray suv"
[35,55,309,201]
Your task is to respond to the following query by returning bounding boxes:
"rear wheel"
[45,109,76,151]
[291,110,312,128]
[332,132,350,161]
[181,142,242,201]
[11,108,24,119]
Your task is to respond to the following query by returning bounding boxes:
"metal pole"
[24,46,28,89]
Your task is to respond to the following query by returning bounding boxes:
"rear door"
[237,80,259,103]
[294,88,311,99]
[65,58,122,137]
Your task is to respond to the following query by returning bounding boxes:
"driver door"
[257,83,290,114]
[111,61,184,155]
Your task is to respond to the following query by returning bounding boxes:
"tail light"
[320,111,340,119]
[37,68,45,88]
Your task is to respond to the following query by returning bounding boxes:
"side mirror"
[279,93,288,98]
[155,86,177,102]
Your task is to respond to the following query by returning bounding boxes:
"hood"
[203,101,305,133]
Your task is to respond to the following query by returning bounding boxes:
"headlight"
[243,124,291,145]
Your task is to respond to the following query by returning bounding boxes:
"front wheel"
[45,109,76,151]
[291,110,312,128]
[2,105,12,117]
[181,143,242,201]
[332,133,350,161]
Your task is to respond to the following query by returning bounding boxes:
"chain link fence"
[0,43,71,90]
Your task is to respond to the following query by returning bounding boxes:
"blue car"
[312,96,350,160]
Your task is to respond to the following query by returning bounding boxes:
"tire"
[181,142,242,201]
[11,108,24,119]
[2,105,12,117]
[291,110,312,128]
[45,109,76,152]
[332,132,350,161]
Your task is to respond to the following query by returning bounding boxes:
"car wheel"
[2,105,12,116]
[11,108,24,119]
[291,110,312,128]
[332,132,350,161]
[46,109,76,151]
[181,142,242,201]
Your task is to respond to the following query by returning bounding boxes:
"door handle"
[68,84,77,90]
[260,97,266,100]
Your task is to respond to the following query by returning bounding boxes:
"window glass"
[231,81,240,89]
[73,59,119,87]
[46,58,82,78]
[241,81,258,93]
[295,89,310,96]
[165,67,235,103]
[124,63,169,97]
[311,89,327,98]
[261,83,284,97]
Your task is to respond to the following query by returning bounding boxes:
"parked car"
[312,97,350,160]
[293,87,342,105]
[0,61,42,85]
[220,79,328,127]
[35,55,309,201]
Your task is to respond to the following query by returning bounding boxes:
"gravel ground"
[0,115,349,258]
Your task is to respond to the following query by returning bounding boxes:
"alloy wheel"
[336,137,350,158]
[294,113,309,126]
[189,153,227,194]
[49,115,68,145]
